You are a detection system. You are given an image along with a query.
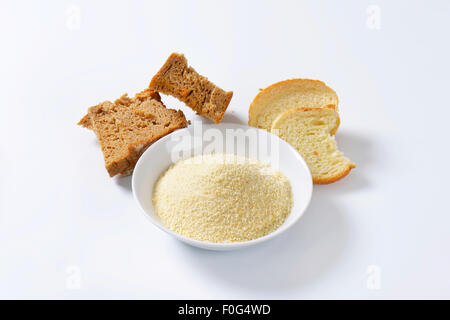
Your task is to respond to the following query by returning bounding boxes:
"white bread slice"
[271,106,354,184]
[248,79,338,131]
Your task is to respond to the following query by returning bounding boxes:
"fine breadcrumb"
[152,154,293,243]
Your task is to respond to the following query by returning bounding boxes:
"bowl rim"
[132,123,313,250]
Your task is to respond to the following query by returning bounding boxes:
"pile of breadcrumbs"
[152,153,293,243]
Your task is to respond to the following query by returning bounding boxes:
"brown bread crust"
[78,113,92,129]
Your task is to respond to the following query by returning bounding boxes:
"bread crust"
[104,112,187,177]
[248,79,339,127]
[215,91,233,123]
[111,122,186,177]
[313,162,355,184]
[78,113,92,129]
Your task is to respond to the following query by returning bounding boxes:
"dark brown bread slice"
[83,89,187,177]
[149,53,233,123]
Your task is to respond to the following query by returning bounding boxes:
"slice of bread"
[248,79,338,131]
[271,106,354,184]
[81,89,187,177]
[149,53,233,123]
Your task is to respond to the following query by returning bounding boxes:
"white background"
[1,0,449,299]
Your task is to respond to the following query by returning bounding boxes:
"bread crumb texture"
[271,107,354,184]
[152,154,293,243]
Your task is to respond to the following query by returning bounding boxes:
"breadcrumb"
[152,154,293,243]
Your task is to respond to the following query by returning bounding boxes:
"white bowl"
[132,123,313,251]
